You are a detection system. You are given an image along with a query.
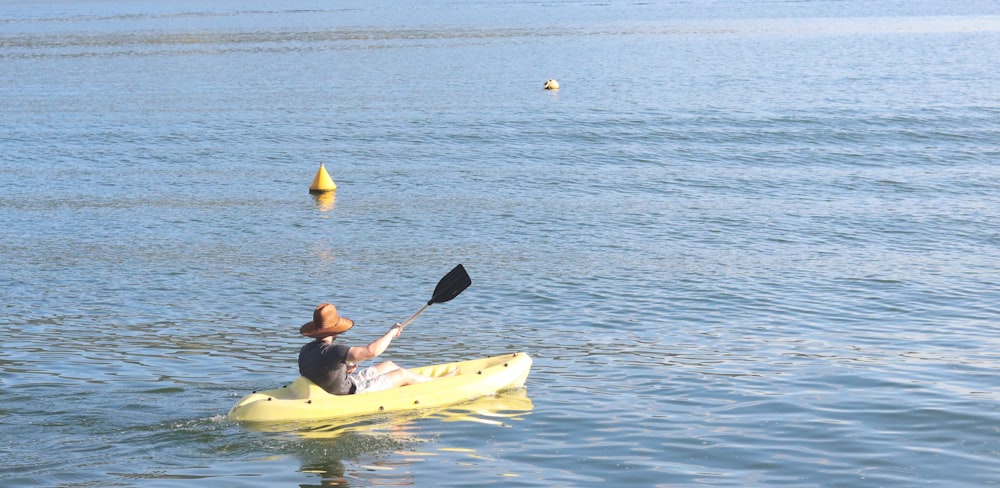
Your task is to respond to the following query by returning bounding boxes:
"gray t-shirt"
[298,341,355,395]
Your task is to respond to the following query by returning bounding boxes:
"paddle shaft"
[398,303,431,330]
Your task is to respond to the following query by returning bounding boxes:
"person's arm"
[346,324,401,363]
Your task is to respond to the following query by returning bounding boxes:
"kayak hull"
[228,352,532,423]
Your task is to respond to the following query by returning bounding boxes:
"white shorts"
[348,367,392,394]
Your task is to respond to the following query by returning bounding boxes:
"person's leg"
[382,368,437,388]
[372,361,402,375]
[354,363,460,393]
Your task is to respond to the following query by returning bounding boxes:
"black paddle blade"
[428,264,471,305]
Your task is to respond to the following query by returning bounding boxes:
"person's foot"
[443,368,459,377]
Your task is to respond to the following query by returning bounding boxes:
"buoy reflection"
[312,191,336,212]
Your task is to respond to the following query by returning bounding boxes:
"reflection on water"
[283,390,532,486]
[428,389,533,426]
[299,458,351,488]
[312,191,336,212]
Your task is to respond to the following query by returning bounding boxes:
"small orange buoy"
[309,163,336,193]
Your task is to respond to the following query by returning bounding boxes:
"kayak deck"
[228,352,532,423]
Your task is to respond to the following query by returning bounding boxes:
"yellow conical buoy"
[309,163,336,193]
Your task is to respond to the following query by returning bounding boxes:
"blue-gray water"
[3,1,1000,486]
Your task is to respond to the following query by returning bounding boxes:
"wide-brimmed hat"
[300,303,355,338]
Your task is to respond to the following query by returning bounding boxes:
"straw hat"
[300,303,355,338]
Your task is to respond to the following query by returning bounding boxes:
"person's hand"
[389,323,403,338]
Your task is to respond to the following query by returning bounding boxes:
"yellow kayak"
[228,352,532,423]
[244,389,535,437]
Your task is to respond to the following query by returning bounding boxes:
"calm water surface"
[3,1,1000,486]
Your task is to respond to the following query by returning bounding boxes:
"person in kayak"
[298,303,448,395]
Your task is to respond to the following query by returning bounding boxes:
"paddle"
[397,264,471,330]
